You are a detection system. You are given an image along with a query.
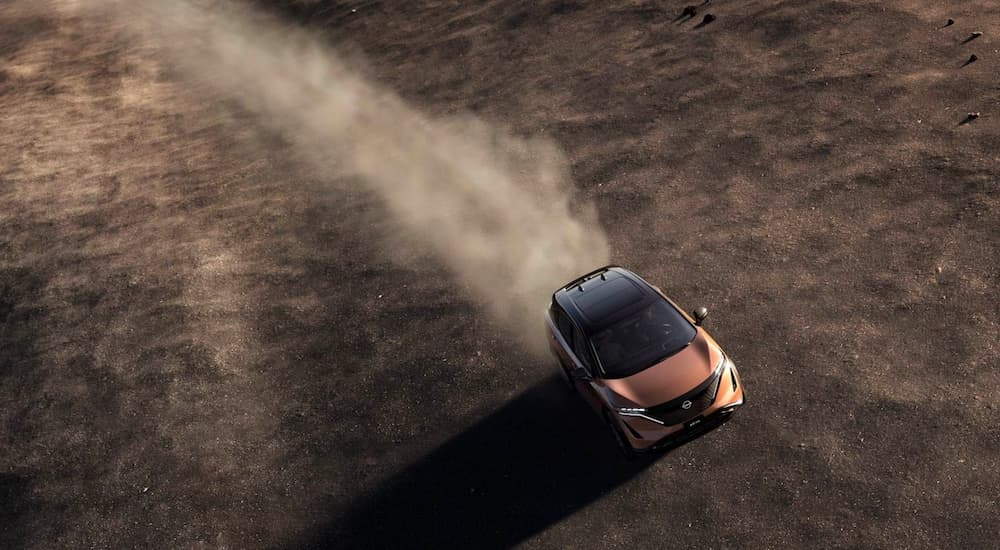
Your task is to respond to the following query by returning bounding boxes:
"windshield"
[590,299,697,378]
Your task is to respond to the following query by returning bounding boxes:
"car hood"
[601,329,722,407]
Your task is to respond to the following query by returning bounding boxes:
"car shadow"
[0,473,32,549]
[291,375,725,549]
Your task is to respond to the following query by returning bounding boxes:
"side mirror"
[693,307,708,326]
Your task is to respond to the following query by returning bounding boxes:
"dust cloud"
[88,0,609,354]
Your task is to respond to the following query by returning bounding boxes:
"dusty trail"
[87,0,610,354]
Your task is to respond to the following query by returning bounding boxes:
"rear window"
[590,299,696,378]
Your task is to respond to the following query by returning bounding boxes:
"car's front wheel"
[557,361,577,391]
[604,410,638,460]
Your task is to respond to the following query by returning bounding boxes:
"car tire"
[604,410,638,460]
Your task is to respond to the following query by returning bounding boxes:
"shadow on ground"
[294,375,727,549]
[0,473,32,549]
[0,266,45,550]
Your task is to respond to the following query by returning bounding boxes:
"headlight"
[615,406,665,425]
[725,356,738,391]
[605,388,647,416]
[716,353,737,391]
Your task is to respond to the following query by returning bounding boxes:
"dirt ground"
[2,0,998,548]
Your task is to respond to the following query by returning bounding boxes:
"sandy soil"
[2,1,998,548]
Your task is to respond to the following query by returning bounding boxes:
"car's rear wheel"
[604,410,638,460]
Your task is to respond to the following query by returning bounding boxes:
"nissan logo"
[681,400,692,410]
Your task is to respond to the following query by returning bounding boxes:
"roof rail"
[558,264,620,292]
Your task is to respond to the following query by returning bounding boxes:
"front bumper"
[616,369,745,452]
[645,401,741,452]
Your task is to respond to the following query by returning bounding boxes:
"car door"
[550,306,604,411]
[549,306,577,371]
[570,323,604,412]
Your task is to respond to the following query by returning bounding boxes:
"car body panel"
[614,364,744,450]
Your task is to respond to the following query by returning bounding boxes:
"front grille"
[647,371,721,425]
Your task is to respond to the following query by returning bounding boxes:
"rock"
[675,5,698,22]
[960,112,980,125]
[963,32,983,44]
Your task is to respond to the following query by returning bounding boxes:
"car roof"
[553,266,659,336]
